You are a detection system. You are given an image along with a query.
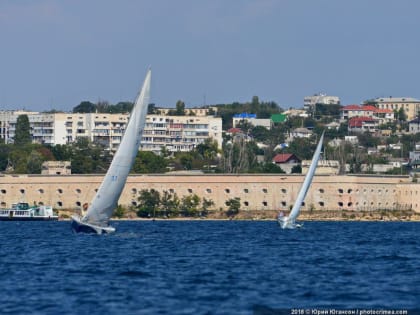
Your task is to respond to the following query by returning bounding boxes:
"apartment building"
[158,107,213,117]
[141,114,222,154]
[3,111,222,153]
[7,112,128,149]
[303,93,340,111]
[0,110,38,143]
[374,97,420,121]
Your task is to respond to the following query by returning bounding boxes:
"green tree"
[51,144,72,161]
[113,205,126,218]
[132,151,168,173]
[70,138,111,174]
[286,137,316,160]
[137,189,161,218]
[291,164,302,174]
[110,102,133,114]
[147,103,159,114]
[358,132,380,148]
[175,100,186,115]
[160,190,180,217]
[0,144,11,171]
[394,107,407,122]
[73,101,96,113]
[253,162,285,174]
[168,100,186,116]
[8,147,29,173]
[27,150,43,174]
[225,197,241,217]
[14,115,31,146]
[250,126,270,142]
[180,194,201,217]
[179,153,193,170]
[201,197,215,217]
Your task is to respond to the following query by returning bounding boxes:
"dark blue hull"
[71,219,98,234]
[71,215,115,234]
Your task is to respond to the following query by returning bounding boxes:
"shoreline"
[57,208,420,222]
[58,214,420,222]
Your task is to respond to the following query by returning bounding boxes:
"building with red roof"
[226,127,242,134]
[348,116,377,133]
[341,105,394,124]
[272,153,301,174]
[272,153,300,164]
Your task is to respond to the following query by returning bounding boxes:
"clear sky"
[1,0,419,112]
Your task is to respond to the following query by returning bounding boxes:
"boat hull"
[71,215,115,235]
[277,217,302,229]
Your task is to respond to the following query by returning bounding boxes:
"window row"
[130,188,288,194]
[337,188,398,194]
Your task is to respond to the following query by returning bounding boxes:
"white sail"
[279,131,324,229]
[82,69,151,227]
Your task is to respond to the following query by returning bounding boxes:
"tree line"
[112,188,241,219]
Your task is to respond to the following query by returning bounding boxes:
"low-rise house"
[232,113,272,130]
[377,144,387,151]
[348,117,377,133]
[340,104,393,124]
[226,127,243,135]
[380,129,392,137]
[344,136,358,144]
[408,117,420,134]
[389,143,402,150]
[272,153,301,174]
[409,151,420,160]
[289,127,313,139]
[367,147,378,155]
[283,109,308,117]
[325,121,340,130]
[328,138,342,147]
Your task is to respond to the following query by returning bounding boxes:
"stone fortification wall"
[0,174,418,213]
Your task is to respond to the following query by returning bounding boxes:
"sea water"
[0,221,419,314]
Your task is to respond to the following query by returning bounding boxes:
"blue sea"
[0,221,419,314]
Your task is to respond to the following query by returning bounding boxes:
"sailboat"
[71,69,151,234]
[278,131,325,229]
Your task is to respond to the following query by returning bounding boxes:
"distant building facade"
[304,93,340,111]
[374,97,420,121]
[0,110,38,143]
[408,118,420,134]
[41,161,71,175]
[232,113,272,130]
[2,111,222,153]
[272,153,300,174]
[141,114,222,153]
[340,105,394,124]
[348,117,378,133]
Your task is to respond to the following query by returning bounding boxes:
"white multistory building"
[141,114,222,154]
[1,111,222,153]
[303,93,340,111]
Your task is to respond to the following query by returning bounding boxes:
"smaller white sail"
[71,69,151,234]
[279,131,325,229]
